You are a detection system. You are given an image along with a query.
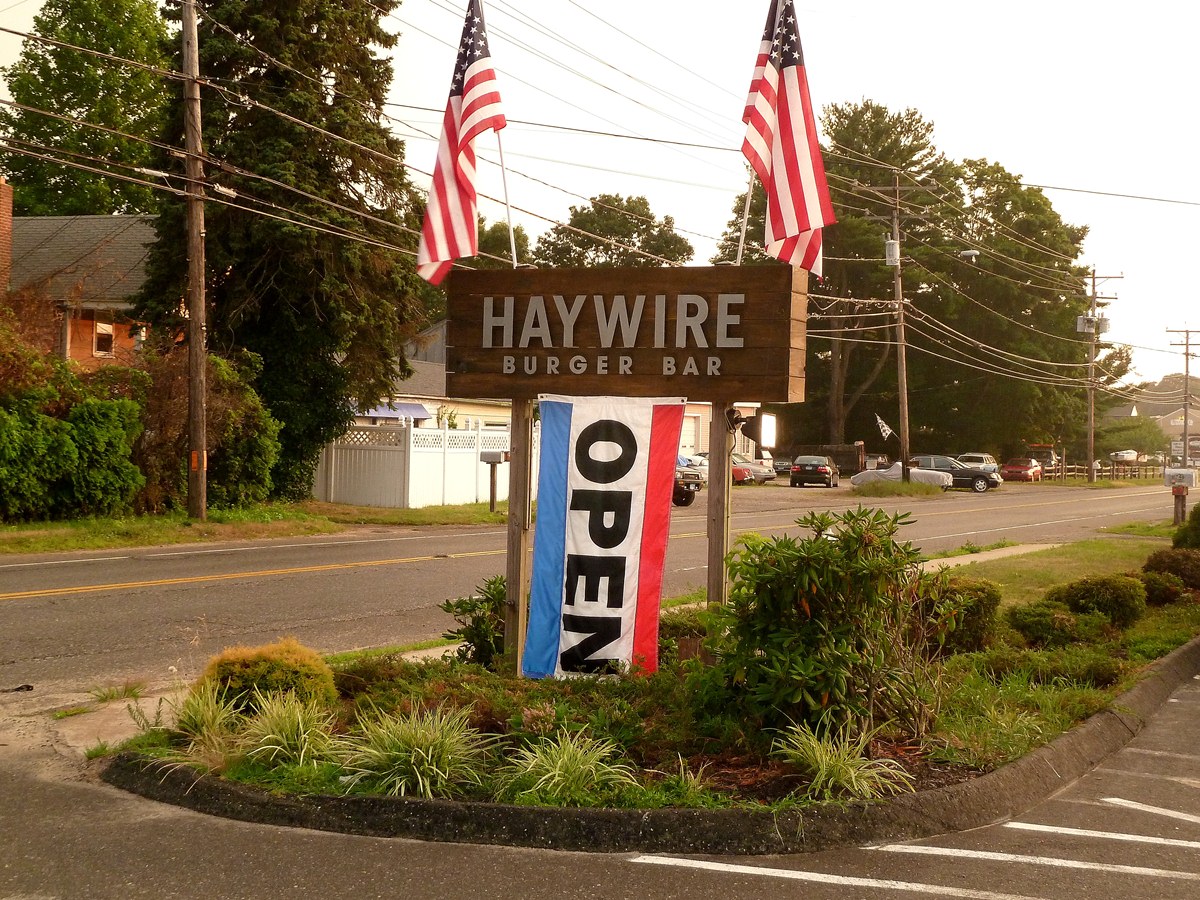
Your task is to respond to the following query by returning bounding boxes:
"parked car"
[863,452,891,471]
[1109,449,1140,463]
[772,455,795,475]
[850,460,952,489]
[910,454,1003,492]
[673,455,705,507]
[1000,457,1043,482]
[789,455,840,488]
[683,454,710,484]
[957,452,999,474]
[731,452,775,484]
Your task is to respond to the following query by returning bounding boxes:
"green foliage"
[974,645,1124,688]
[0,0,167,214]
[1173,502,1200,549]
[496,729,637,807]
[137,0,426,500]
[771,722,915,802]
[1005,599,1110,648]
[1138,570,1187,606]
[170,679,245,746]
[197,638,337,713]
[933,576,1001,654]
[703,508,936,737]
[242,690,337,768]
[65,398,145,516]
[1144,548,1200,589]
[338,705,493,799]
[533,193,694,268]
[1045,575,1146,629]
[440,575,507,668]
[0,406,77,519]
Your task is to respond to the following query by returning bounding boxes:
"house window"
[94,313,114,357]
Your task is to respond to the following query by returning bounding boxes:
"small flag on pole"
[876,414,894,441]
[417,0,506,285]
[742,0,835,275]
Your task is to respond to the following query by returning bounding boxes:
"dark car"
[673,455,704,507]
[790,454,840,488]
[909,454,1002,492]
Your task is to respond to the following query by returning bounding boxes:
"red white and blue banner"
[522,395,685,679]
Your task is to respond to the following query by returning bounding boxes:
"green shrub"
[0,406,76,520]
[1173,501,1200,549]
[1045,574,1146,629]
[1144,548,1200,589]
[65,398,144,517]
[1138,570,1187,606]
[242,690,336,768]
[974,644,1123,688]
[197,637,337,712]
[937,576,1001,654]
[704,508,935,738]
[441,574,507,668]
[205,355,281,509]
[1005,599,1110,648]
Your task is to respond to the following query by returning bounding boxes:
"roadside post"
[479,450,509,512]
[1173,483,1189,526]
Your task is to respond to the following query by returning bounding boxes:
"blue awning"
[362,402,434,420]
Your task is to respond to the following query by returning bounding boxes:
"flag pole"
[496,131,519,268]
[734,170,756,266]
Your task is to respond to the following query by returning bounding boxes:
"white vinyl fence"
[313,425,540,509]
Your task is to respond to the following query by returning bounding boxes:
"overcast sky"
[3,0,1196,383]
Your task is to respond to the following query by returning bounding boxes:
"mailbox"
[480,450,510,464]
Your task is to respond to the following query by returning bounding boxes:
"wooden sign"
[446,265,807,403]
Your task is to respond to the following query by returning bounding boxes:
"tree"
[715,100,1095,458]
[470,216,531,270]
[0,0,168,215]
[136,0,427,498]
[533,193,693,267]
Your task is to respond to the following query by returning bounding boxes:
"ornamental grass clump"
[771,722,915,803]
[171,678,245,748]
[338,705,493,799]
[242,690,336,768]
[496,729,637,807]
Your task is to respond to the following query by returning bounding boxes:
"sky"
[2,0,1197,384]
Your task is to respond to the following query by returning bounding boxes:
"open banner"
[522,395,685,679]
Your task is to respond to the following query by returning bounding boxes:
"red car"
[1001,458,1043,482]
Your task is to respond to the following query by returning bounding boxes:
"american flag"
[416,0,506,285]
[742,0,835,276]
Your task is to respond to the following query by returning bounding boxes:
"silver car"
[850,461,952,489]
[957,452,999,474]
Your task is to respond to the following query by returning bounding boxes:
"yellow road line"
[0,549,505,601]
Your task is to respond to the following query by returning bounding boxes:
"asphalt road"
[0,482,1174,689]
[0,482,1195,899]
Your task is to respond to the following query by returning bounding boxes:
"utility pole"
[182,0,207,520]
[889,171,911,481]
[1168,328,1198,467]
[1082,269,1119,483]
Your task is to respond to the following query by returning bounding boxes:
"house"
[1,181,155,370]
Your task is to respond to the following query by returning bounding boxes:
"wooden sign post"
[446,265,808,658]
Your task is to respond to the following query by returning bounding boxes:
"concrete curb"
[100,635,1200,855]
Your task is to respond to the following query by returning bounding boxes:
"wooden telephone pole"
[182,0,207,519]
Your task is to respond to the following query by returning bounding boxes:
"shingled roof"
[9,215,156,308]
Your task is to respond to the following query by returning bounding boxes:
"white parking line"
[873,843,1200,880]
[631,855,1050,899]
[1006,821,1200,849]
[1092,769,1200,789]
[1124,747,1200,762]
[1103,797,1200,824]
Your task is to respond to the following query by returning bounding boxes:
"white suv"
[957,452,999,474]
